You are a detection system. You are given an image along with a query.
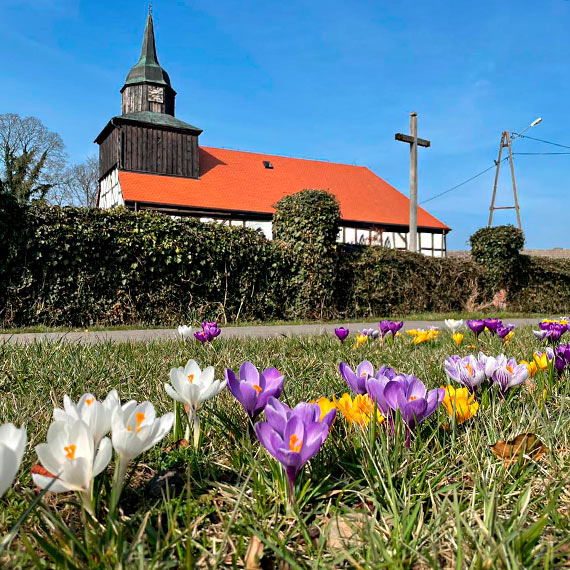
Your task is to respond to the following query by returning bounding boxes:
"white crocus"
[445,319,465,334]
[53,390,120,446]
[33,419,112,515]
[165,359,226,446]
[110,401,174,509]
[0,424,27,498]
[177,325,193,342]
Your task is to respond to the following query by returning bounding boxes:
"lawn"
[0,324,569,568]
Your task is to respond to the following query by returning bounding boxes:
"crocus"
[53,390,120,447]
[445,319,465,334]
[497,324,515,342]
[309,397,337,429]
[166,359,226,446]
[334,393,383,428]
[339,361,395,395]
[378,320,404,339]
[406,328,439,344]
[0,423,27,498]
[354,333,368,348]
[452,332,463,346]
[483,318,502,334]
[255,397,333,501]
[360,328,380,339]
[444,355,486,390]
[383,377,444,446]
[110,401,174,509]
[334,327,349,343]
[534,350,554,371]
[194,321,221,343]
[440,385,479,425]
[177,325,192,341]
[33,419,112,515]
[225,362,285,420]
[477,352,507,379]
[467,319,486,338]
[520,359,538,378]
[491,359,529,394]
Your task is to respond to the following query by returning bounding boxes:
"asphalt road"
[0,318,539,345]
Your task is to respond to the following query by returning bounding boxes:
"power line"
[512,133,570,150]
[419,158,508,205]
[514,152,570,155]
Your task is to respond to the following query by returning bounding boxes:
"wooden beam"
[395,133,431,148]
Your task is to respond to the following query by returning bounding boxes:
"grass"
[1,326,569,568]
[0,311,547,335]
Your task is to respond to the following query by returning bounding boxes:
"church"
[95,12,450,256]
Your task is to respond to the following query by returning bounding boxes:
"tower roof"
[123,11,171,89]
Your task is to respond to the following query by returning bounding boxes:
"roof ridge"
[201,145,367,168]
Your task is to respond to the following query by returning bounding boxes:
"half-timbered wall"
[98,169,124,209]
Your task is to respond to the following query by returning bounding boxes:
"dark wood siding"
[122,84,176,116]
[120,124,199,178]
[98,130,119,179]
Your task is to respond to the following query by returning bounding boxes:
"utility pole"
[488,131,522,230]
[395,112,430,253]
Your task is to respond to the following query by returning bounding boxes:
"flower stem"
[110,457,129,515]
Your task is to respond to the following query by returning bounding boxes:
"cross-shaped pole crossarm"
[394,133,431,148]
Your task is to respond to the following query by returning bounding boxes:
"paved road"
[0,318,539,345]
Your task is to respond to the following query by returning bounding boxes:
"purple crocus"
[444,354,486,390]
[225,362,285,420]
[383,376,444,447]
[339,361,395,395]
[255,397,334,500]
[360,328,380,339]
[467,320,486,338]
[194,321,221,343]
[483,318,502,335]
[491,358,529,394]
[334,327,350,343]
[378,320,404,339]
[496,324,515,340]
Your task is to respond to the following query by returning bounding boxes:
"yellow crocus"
[520,359,538,378]
[452,332,463,346]
[334,393,383,428]
[353,334,368,349]
[533,352,550,371]
[309,396,337,428]
[407,328,439,344]
[440,385,478,425]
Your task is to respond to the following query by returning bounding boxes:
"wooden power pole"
[488,131,522,230]
[395,112,430,253]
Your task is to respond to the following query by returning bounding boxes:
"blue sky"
[1,0,569,249]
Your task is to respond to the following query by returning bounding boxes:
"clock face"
[148,86,164,103]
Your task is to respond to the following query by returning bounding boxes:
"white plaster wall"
[246,220,273,240]
[98,169,124,209]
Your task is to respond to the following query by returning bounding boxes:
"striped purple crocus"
[378,320,404,339]
[255,397,334,501]
[444,354,486,390]
[491,358,528,394]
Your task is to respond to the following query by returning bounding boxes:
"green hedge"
[1,203,569,328]
[1,206,277,326]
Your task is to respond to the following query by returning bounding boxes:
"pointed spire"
[123,10,171,88]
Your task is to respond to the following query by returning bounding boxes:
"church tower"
[95,10,202,208]
[121,11,176,116]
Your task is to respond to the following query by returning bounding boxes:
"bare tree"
[0,113,67,204]
[60,155,99,207]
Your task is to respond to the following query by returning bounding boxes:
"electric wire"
[512,133,570,149]
[419,158,508,205]
[513,152,570,155]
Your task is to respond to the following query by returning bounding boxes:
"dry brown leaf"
[244,535,264,569]
[490,433,547,466]
[164,439,189,452]
[325,513,366,550]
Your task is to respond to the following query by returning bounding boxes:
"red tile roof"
[118,146,449,230]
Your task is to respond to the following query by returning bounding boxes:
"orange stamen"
[86,398,94,406]
[188,374,195,383]
[253,384,262,393]
[64,444,76,460]
[506,365,513,373]
[289,434,303,452]
[409,395,417,401]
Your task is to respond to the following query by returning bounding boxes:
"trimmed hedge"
[1,204,569,328]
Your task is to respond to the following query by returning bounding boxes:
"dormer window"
[263,161,273,169]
